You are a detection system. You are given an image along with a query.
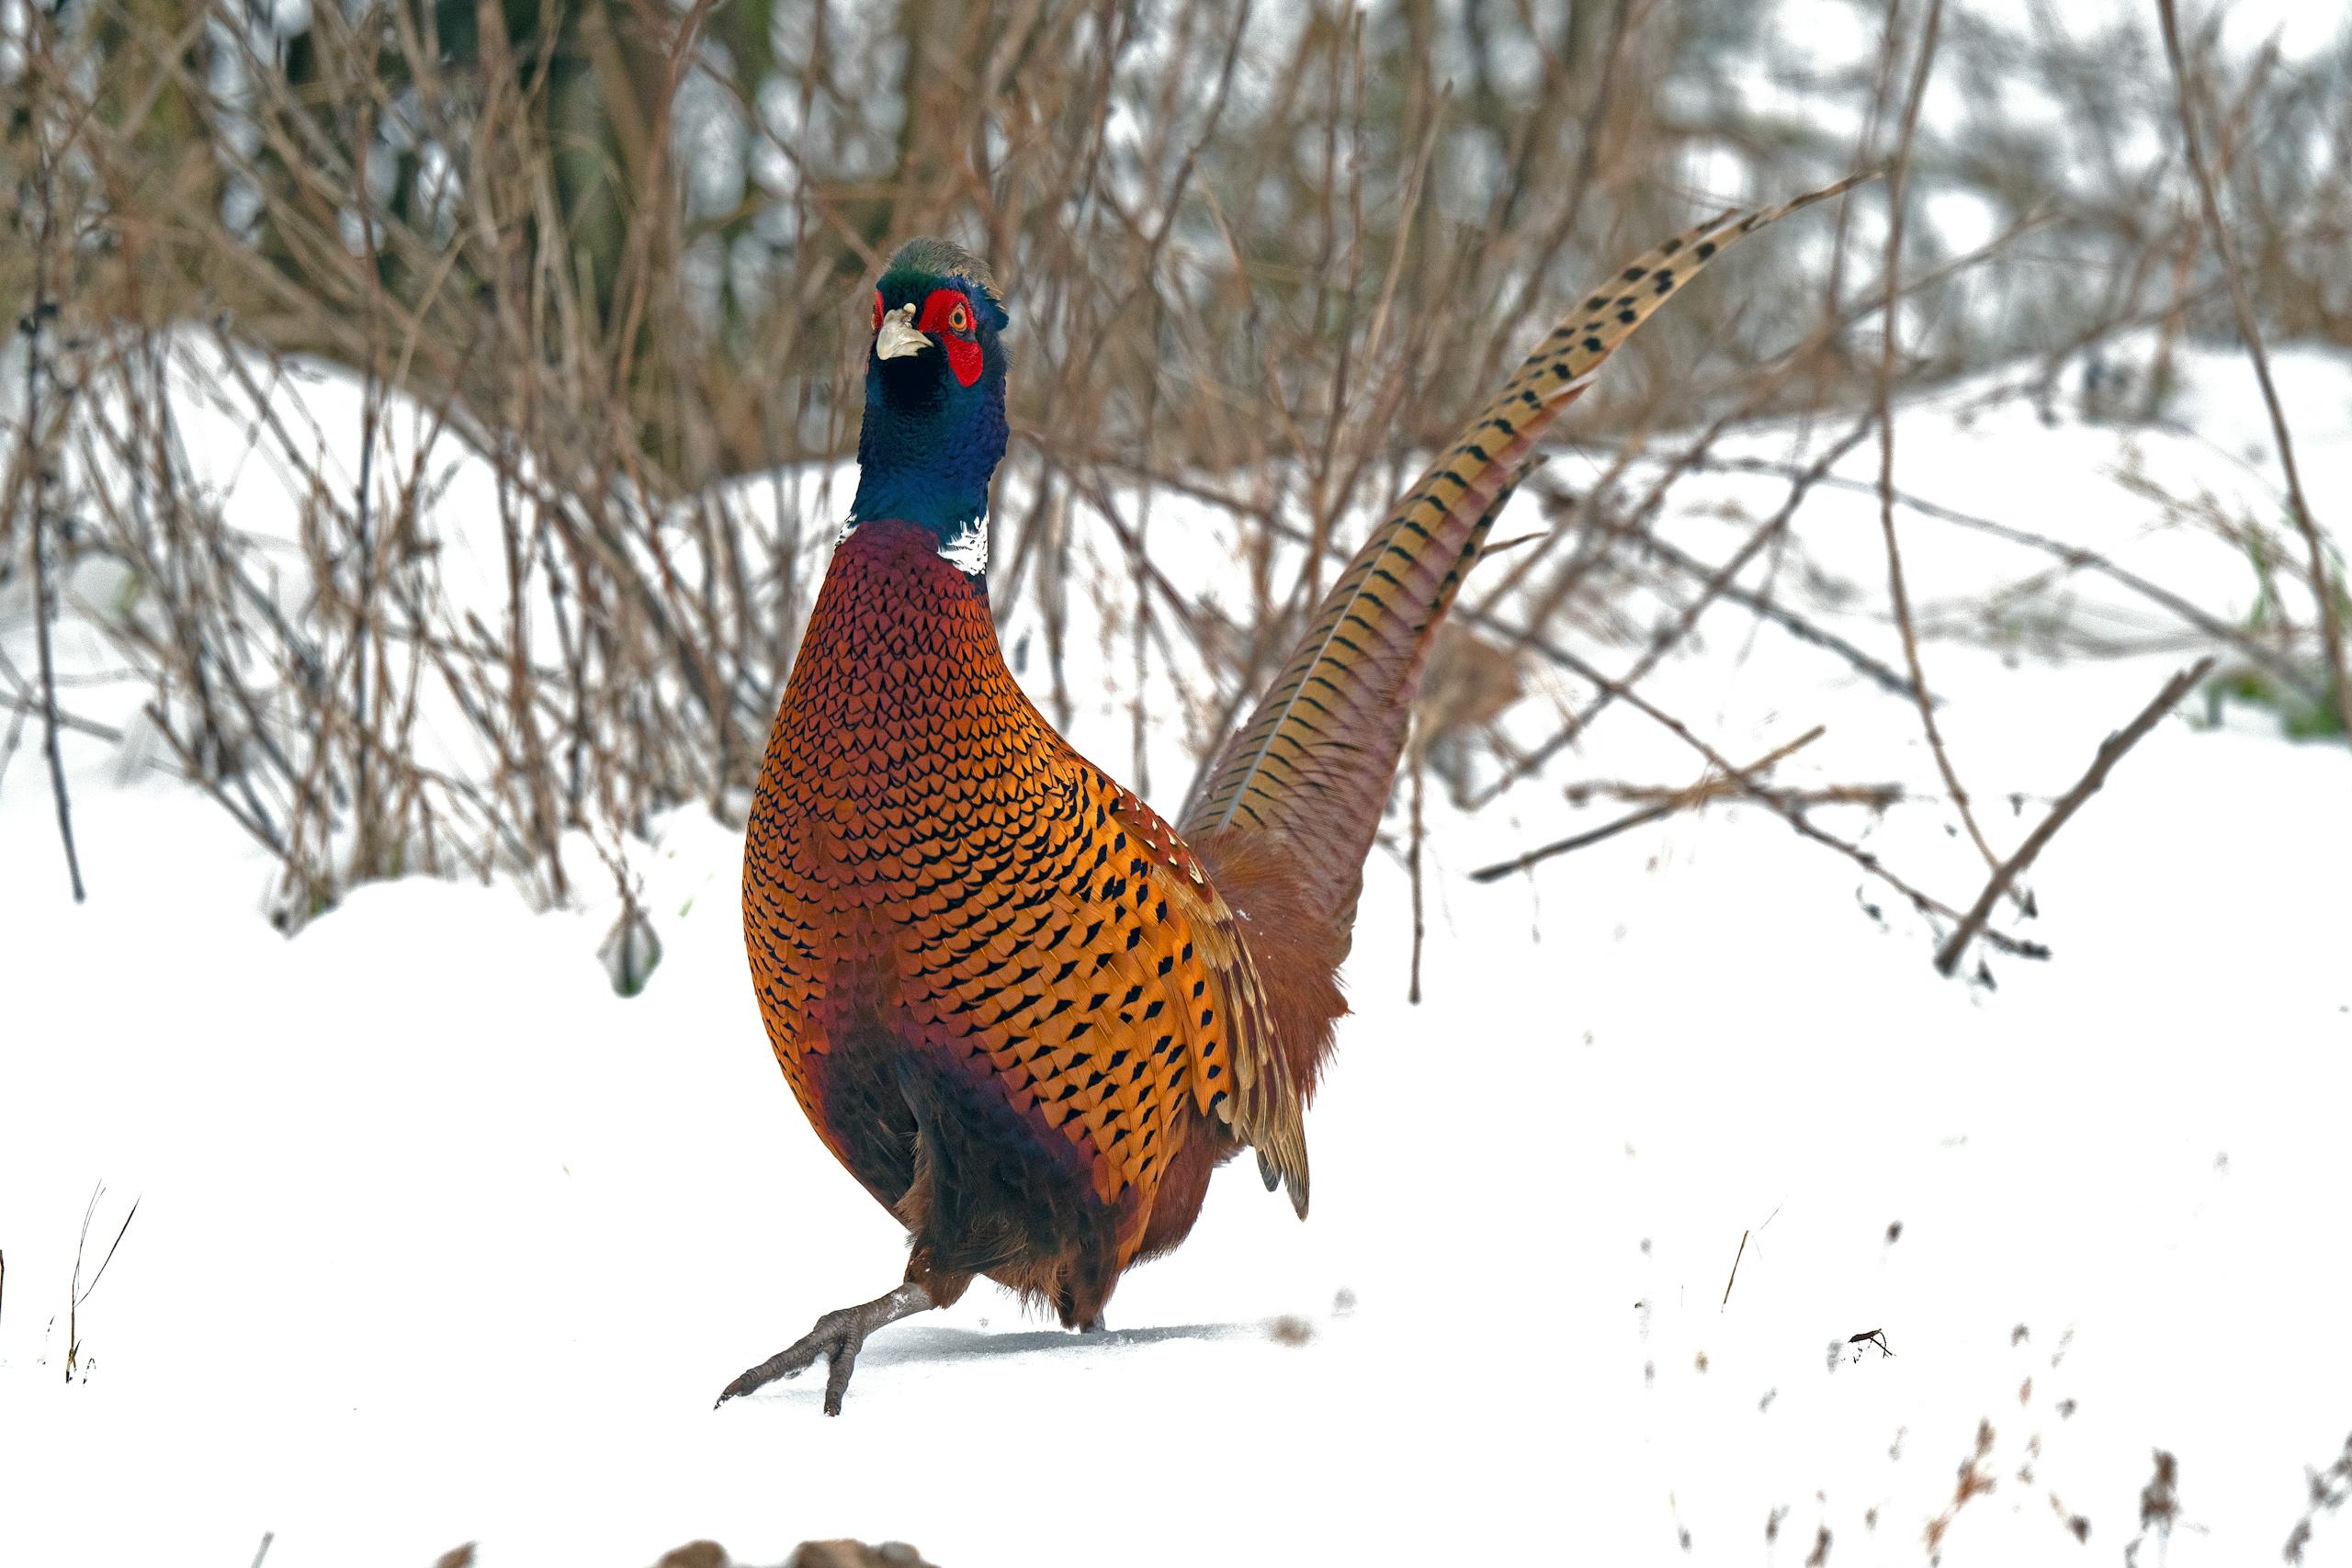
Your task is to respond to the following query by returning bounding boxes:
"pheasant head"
[847,236,1011,573]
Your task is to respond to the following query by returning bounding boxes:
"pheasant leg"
[715,1281,934,1415]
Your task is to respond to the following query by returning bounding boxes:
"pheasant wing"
[892,767,1298,1222]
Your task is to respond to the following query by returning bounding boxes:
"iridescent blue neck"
[846,368,1007,558]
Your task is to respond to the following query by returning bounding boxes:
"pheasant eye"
[949,301,970,333]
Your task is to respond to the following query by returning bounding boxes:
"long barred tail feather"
[1179,176,1871,940]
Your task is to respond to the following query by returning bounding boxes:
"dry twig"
[1871,0,2007,895]
[1470,725,1826,883]
[1688,454,2329,705]
[1480,615,2047,961]
[8,12,88,902]
[2155,0,2352,744]
[66,1183,141,1383]
[1934,657,2212,976]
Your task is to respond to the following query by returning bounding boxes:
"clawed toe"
[716,1307,862,1413]
[714,1282,936,1416]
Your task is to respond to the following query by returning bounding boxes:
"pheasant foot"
[715,1281,934,1415]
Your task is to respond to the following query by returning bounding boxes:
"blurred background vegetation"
[16,0,2346,480]
[3,0,2346,930]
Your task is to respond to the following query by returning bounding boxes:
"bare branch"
[2155,0,2352,745]
[1479,615,2048,961]
[1470,726,1826,883]
[1934,658,2212,976]
[1873,0,2007,897]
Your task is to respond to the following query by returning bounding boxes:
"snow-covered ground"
[4,337,2348,1566]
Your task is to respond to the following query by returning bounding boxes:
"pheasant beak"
[875,303,928,361]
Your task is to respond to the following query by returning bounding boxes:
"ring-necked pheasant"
[722,183,1862,1414]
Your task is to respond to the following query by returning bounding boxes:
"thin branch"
[1587,421,1876,740]
[1479,615,2047,960]
[67,1183,140,1382]
[1683,454,2329,706]
[15,22,88,904]
[80,1193,142,1303]
[1631,524,1925,703]
[1934,658,2212,976]
[0,689,127,745]
[1472,420,1883,803]
[22,471,87,896]
[2156,0,2352,745]
[352,57,385,881]
[1470,726,1826,883]
[1874,0,2005,896]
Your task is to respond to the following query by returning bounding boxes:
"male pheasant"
[722,186,1860,1414]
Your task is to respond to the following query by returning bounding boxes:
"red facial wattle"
[915,288,984,388]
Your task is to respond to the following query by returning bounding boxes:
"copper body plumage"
[724,182,1864,1414]
[742,518,1300,1327]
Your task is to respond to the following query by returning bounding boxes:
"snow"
[5,333,2350,1567]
